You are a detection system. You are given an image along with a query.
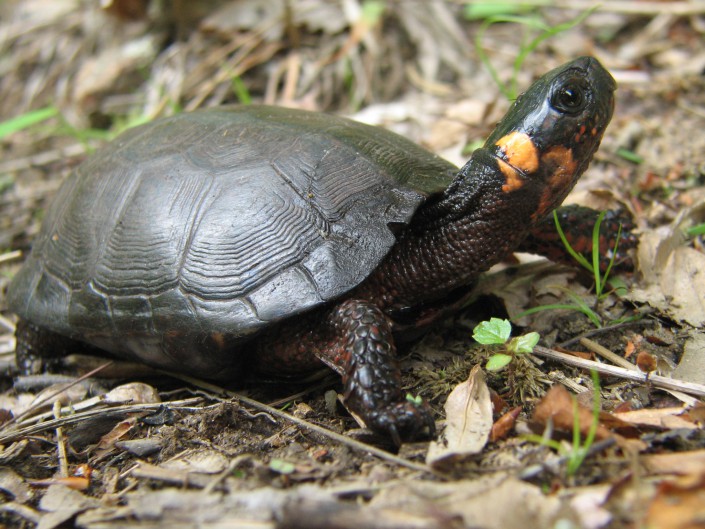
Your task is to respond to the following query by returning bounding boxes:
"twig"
[0,250,22,266]
[0,398,204,445]
[53,401,69,478]
[532,346,705,398]
[1,361,115,430]
[580,337,636,371]
[158,370,434,475]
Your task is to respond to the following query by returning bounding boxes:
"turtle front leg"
[14,318,84,374]
[255,300,435,444]
[323,299,435,445]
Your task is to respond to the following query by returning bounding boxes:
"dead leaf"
[629,199,705,328]
[530,385,613,441]
[0,468,33,504]
[104,382,161,404]
[94,417,137,457]
[490,406,521,443]
[643,450,705,475]
[646,473,705,529]
[672,332,705,386]
[426,365,492,466]
[613,407,698,430]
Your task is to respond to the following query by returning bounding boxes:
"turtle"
[8,57,617,444]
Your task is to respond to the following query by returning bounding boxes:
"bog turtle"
[9,57,616,443]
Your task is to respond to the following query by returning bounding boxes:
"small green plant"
[473,317,540,371]
[405,393,424,406]
[687,223,705,237]
[471,7,595,100]
[0,107,58,140]
[517,210,632,328]
[525,370,601,477]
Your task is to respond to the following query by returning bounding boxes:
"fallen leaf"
[643,450,705,475]
[105,382,161,404]
[426,365,492,466]
[629,199,705,328]
[489,406,521,442]
[94,418,137,457]
[530,385,613,441]
[613,407,698,430]
[672,332,705,386]
[646,472,705,529]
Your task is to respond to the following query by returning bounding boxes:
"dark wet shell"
[9,106,456,348]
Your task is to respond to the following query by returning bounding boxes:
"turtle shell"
[8,106,456,362]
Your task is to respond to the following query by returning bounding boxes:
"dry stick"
[580,338,699,406]
[0,361,115,431]
[157,370,433,475]
[580,337,636,371]
[532,345,705,399]
[0,398,205,445]
[53,400,69,478]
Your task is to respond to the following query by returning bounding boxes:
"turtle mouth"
[493,155,528,194]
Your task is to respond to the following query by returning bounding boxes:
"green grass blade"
[592,211,606,296]
[0,107,58,139]
[553,210,593,271]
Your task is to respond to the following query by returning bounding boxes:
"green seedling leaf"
[615,147,644,164]
[463,2,539,21]
[0,107,58,139]
[486,353,513,371]
[269,459,295,474]
[231,76,252,105]
[361,0,385,24]
[510,331,540,353]
[473,317,512,345]
[687,223,705,237]
[406,393,423,406]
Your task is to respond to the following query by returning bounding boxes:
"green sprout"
[525,370,601,477]
[517,210,635,328]
[472,7,596,100]
[473,317,540,371]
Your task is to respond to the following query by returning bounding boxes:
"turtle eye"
[551,81,588,114]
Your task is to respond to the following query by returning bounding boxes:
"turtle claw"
[367,400,436,445]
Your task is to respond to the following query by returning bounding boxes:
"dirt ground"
[1,1,705,528]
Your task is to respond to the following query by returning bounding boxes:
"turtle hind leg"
[520,205,637,272]
[14,318,86,375]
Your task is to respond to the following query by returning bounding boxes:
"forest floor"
[1,2,704,528]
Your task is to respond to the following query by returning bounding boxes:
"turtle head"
[482,56,616,222]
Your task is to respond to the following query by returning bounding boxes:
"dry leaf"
[613,407,697,430]
[104,382,161,405]
[94,418,137,457]
[426,365,492,466]
[530,385,613,441]
[490,406,521,443]
[629,199,705,328]
[647,472,705,529]
[644,450,705,475]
